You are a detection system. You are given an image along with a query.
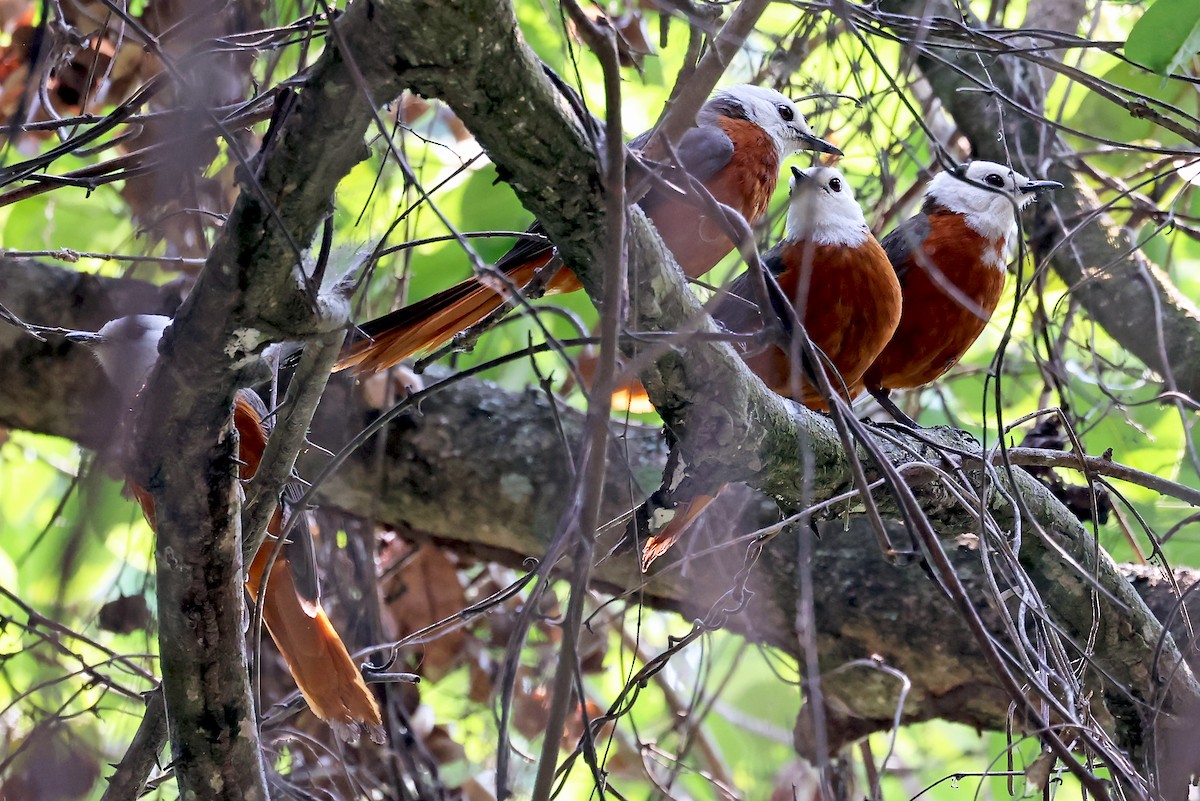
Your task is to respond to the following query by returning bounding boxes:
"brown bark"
[878,0,1200,403]
[4,0,1200,795]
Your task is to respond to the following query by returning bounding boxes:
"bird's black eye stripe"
[776,103,794,121]
[985,173,1005,188]
[828,177,842,192]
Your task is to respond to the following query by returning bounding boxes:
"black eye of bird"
[776,103,795,122]
[828,177,842,193]
[985,173,1005,188]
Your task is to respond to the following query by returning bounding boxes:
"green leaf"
[1125,0,1200,75]
[1071,60,1191,147]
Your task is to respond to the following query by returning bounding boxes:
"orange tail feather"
[131,394,384,742]
[641,492,718,571]
[572,350,656,415]
[237,393,382,741]
[247,545,384,743]
[338,253,585,374]
[611,379,655,415]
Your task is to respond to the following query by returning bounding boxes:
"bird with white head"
[861,160,1062,413]
[68,314,384,742]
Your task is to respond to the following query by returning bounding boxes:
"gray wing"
[492,125,736,271]
[710,270,763,337]
[281,482,320,606]
[490,125,736,272]
[710,244,789,338]
[669,124,735,183]
[879,212,930,284]
[630,123,735,187]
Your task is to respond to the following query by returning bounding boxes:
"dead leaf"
[426,725,467,765]
[1024,750,1055,793]
[568,6,655,68]
[97,593,150,634]
[358,366,425,410]
[468,651,494,704]
[462,776,498,801]
[513,680,551,740]
[770,759,821,801]
[954,533,979,550]
[0,724,101,801]
[382,543,468,681]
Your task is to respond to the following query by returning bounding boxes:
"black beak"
[790,164,810,183]
[1020,179,1063,194]
[797,131,841,156]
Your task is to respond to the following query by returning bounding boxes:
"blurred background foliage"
[0,0,1198,798]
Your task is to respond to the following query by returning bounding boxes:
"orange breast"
[644,117,780,279]
[232,392,268,477]
[738,237,902,410]
[134,392,272,525]
[864,213,1007,391]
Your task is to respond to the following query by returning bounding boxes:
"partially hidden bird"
[335,84,840,374]
[640,165,903,568]
[860,160,1061,414]
[71,315,384,743]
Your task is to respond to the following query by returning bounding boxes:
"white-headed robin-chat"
[71,315,384,743]
[860,161,1061,412]
[641,165,903,568]
[335,84,840,374]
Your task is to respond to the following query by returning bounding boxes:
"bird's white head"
[926,161,1062,242]
[708,85,842,159]
[783,165,870,247]
[69,314,171,401]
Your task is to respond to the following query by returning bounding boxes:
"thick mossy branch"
[118,4,400,797]
[366,0,1200,784]
[5,259,1200,769]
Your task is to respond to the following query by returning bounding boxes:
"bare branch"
[6,259,1200,786]
[877,0,1200,403]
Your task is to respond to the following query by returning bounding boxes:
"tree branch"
[111,4,401,796]
[6,259,1200,785]
[876,0,1200,403]
[364,1,1200,791]
[99,688,167,801]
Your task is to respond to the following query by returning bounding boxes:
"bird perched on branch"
[640,165,903,568]
[335,84,840,374]
[71,315,384,743]
[716,165,903,409]
[860,161,1061,417]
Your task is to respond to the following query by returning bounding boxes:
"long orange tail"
[233,393,382,741]
[246,542,383,743]
[337,252,577,374]
[570,349,656,415]
[131,393,383,742]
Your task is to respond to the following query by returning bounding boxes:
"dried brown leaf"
[383,543,468,681]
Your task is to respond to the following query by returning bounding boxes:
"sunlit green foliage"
[2,0,1198,798]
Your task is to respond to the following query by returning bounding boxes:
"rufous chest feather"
[708,117,780,219]
[917,211,1008,311]
[863,212,1009,390]
[755,238,902,408]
